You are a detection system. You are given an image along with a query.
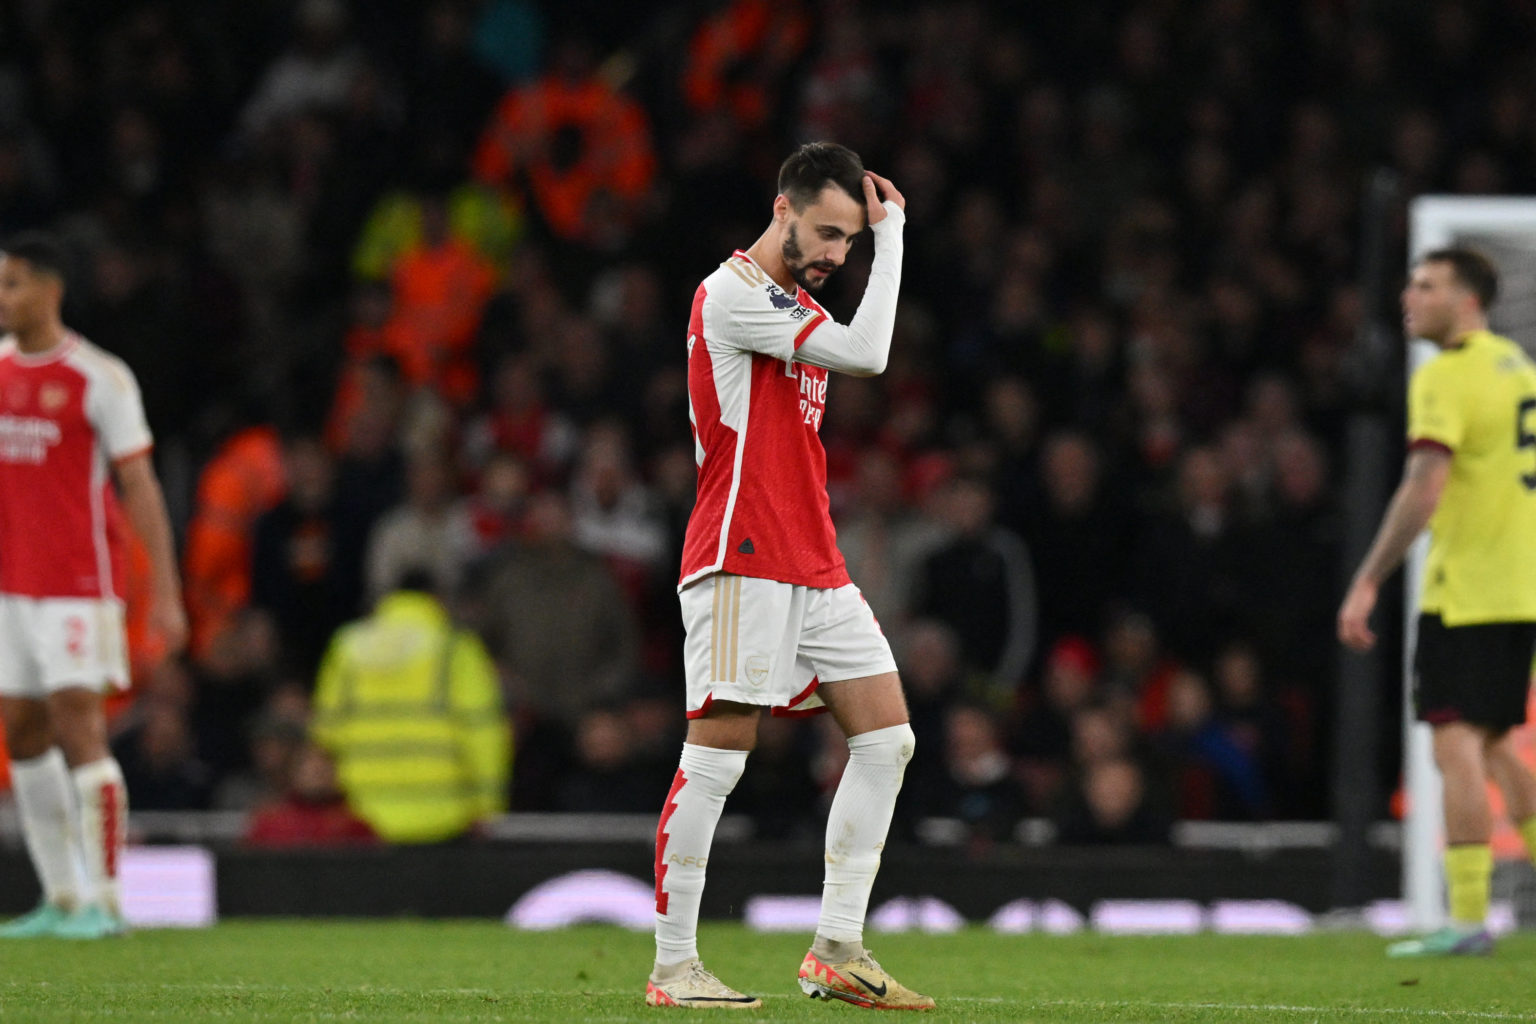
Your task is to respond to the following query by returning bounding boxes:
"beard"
[782,223,837,292]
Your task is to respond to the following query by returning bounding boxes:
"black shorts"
[1414,615,1536,731]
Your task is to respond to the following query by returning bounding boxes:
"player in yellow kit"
[1339,247,1536,956]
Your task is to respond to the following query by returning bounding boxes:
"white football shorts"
[0,595,130,697]
[679,573,897,719]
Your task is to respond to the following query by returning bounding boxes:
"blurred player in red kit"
[0,233,187,939]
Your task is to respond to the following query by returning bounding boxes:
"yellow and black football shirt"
[1408,329,1536,625]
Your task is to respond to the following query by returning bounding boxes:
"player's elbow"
[848,350,888,377]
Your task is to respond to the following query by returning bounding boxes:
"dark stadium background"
[1,0,1532,918]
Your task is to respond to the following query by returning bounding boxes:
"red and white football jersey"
[678,251,848,590]
[0,332,152,599]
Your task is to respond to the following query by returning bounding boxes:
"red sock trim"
[100,782,120,880]
[654,768,688,915]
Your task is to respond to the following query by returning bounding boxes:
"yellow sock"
[1445,844,1492,927]
[1519,817,1536,866]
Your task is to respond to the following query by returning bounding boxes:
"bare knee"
[819,672,910,738]
[45,688,109,767]
[0,697,53,760]
[685,702,761,752]
[1433,722,1489,780]
[1484,729,1517,761]
[1484,730,1536,781]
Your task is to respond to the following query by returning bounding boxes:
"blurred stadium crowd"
[1,0,1533,846]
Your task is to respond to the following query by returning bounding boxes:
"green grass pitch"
[2,920,1534,1022]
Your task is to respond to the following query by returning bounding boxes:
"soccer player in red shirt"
[0,234,187,939]
[645,143,933,1010]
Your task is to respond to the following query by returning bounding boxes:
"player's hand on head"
[862,172,905,224]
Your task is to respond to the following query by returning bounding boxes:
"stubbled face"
[1402,260,1468,344]
[0,256,58,335]
[779,185,865,292]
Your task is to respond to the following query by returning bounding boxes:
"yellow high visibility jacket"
[312,591,510,843]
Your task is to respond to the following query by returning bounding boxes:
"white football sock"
[653,743,748,967]
[10,748,85,911]
[816,723,915,947]
[72,758,127,915]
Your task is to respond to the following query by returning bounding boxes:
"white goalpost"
[1404,196,1536,931]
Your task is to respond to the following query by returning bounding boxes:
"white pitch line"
[1032,999,1535,1021]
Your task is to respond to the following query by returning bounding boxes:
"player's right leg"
[1389,720,1494,958]
[649,575,786,1008]
[647,705,760,1009]
[0,691,86,938]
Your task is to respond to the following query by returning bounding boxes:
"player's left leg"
[1486,730,1536,866]
[46,686,128,939]
[1389,720,1495,957]
[803,672,932,1010]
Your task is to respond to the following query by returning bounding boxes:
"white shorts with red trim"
[0,595,130,697]
[679,573,897,719]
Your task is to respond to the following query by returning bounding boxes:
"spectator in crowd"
[1152,669,1270,821]
[365,449,473,603]
[112,675,213,812]
[1252,429,1339,700]
[378,192,499,405]
[1100,609,1181,733]
[913,476,1037,707]
[682,0,809,133]
[1019,430,1130,650]
[311,571,511,843]
[331,353,409,541]
[906,704,1030,848]
[1015,636,1101,810]
[251,435,366,679]
[352,178,520,286]
[472,38,656,246]
[182,422,286,660]
[568,422,668,573]
[1211,641,1295,816]
[243,742,377,848]
[454,450,531,564]
[556,706,668,813]
[461,352,576,476]
[240,0,369,141]
[1053,757,1172,845]
[214,710,307,812]
[836,448,950,646]
[1135,445,1259,664]
[469,489,639,809]
[188,609,288,793]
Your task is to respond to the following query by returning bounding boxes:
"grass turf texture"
[2,921,1534,1022]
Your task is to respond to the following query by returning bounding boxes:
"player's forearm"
[1352,478,1439,586]
[120,470,183,602]
[798,204,904,376]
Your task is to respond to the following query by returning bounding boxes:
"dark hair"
[1421,247,1499,310]
[1,231,68,284]
[394,567,437,594]
[777,141,865,212]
